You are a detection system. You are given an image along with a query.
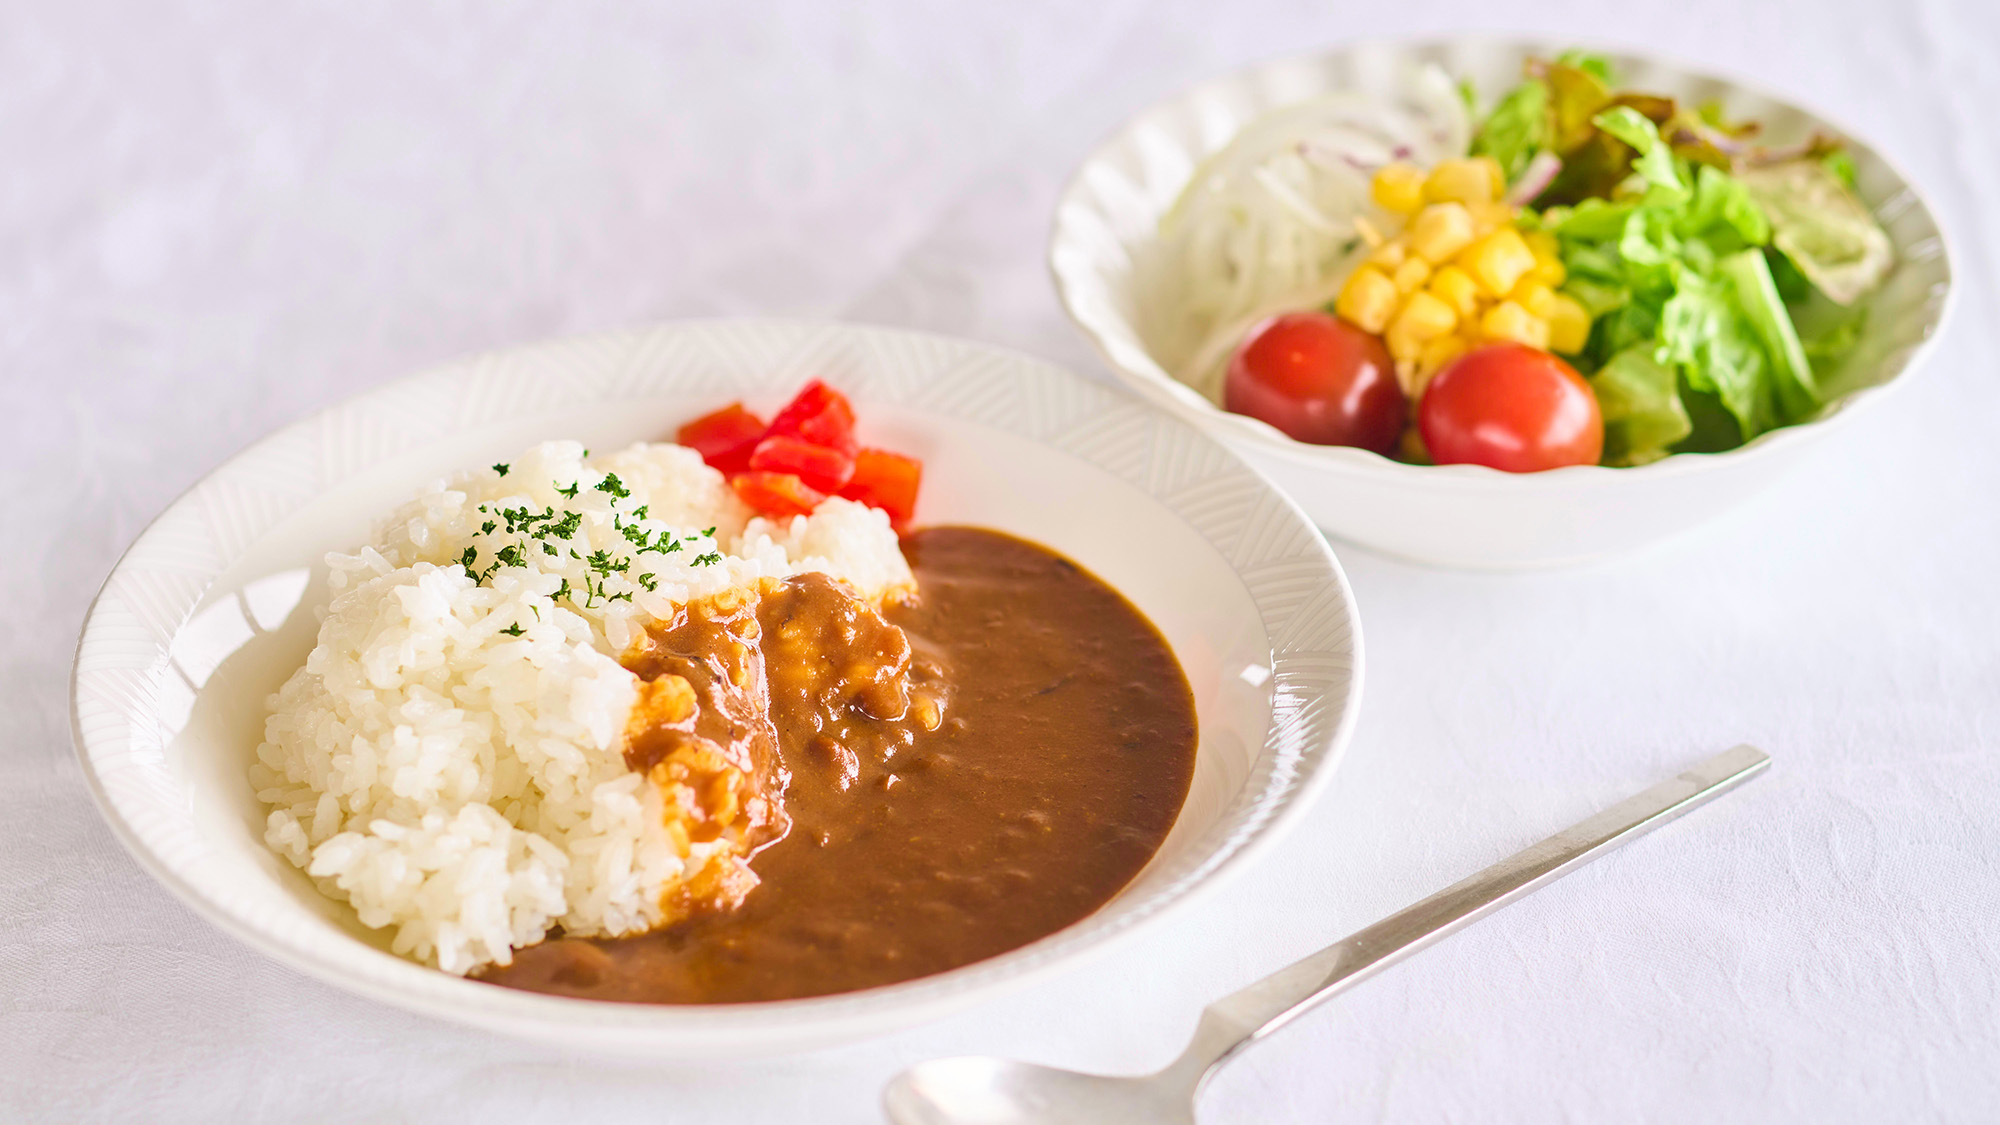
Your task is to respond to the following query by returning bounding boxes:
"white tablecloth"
[7,2,1998,1120]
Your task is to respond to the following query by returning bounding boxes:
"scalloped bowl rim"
[1050,34,1958,489]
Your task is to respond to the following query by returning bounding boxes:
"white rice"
[251,440,910,974]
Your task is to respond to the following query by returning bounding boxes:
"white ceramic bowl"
[69,320,1361,1056]
[1051,37,1956,569]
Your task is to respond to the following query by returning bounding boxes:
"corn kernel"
[1426,265,1482,320]
[1522,229,1565,285]
[1468,200,1517,238]
[1417,332,1470,377]
[1371,163,1427,214]
[1545,293,1592,354]
[1334,266,1400,335]
[1459,228,1538,297]
[1366,238,1407,270]
[1511,280,1560,319]
[1392,256,1432,295]
[1392,326,1424,366]
[1400,290,1457,337]
[1475,156,1507,201]
[1390,357,1417,394]
[1479,300,1551,349]
[1386,291,1458,361]
[1406,202,1476,263]
[1385,331,1417,365]
[1423,158,1496,206]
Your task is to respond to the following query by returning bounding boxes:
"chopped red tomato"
[838,447,921,527]
[748,434,855,493]
[764,379,858,458]
[731,471,827,518]
[678,381,922,525]
[676,402,767,475]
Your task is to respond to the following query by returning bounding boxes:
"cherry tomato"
[731,470,827,518]
[1223,311,1405,454]
[676,402,766,474]
[748,434,855,493]
[838,447,922,528]
[1417,344,1603,472]
[765,379,859,458]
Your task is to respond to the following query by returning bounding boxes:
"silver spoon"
[884,744,1770,1125]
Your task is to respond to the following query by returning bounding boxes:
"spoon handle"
[1168,745,1770,1085]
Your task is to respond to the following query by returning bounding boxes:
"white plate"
[69,319,1362,1056]
[1050,37,1956,568]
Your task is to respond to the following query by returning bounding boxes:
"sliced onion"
[1505,151,1563,206]
[1135,65,1472,395]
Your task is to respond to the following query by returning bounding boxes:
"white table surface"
[6,1,1998,1120]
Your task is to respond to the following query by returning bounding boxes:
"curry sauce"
[478,527,1197,1003]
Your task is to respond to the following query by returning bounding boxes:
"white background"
[5,1,1997,1121]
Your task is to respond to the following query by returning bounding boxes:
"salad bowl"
[1050,37,1955,569]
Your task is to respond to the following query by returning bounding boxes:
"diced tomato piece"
[731,470,827,518]
[764,379,858,458]
[748,434,855,493]
[676,402,767,475]
[837,447,922,527]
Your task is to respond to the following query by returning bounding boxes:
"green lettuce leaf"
[1499,49,1863,460]
[1716,247,1818,419]
[1547,197,1637,242]
[1592,106,1683,192]
[1590,346,1692,465]
[1766,244,1814,303]
[1801,305,1868,370]
[1821,149,1859,191]
[1684,164,1771,249]
[1541,119,1831,453]
[1676,384,1748,453]
[1555,49,1616,84]
[1471,78,1550,182]
[1656,268,1778,437]
[1739,158,1894,306]
[1547,61,1614,152]
[1595,299,1660,356]
[1613,201,1689,295]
